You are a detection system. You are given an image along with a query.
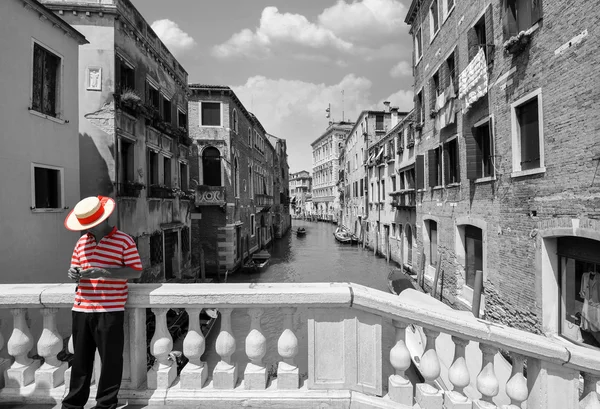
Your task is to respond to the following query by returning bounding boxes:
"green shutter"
[428,149,437,187]
[465,127,482,180]
[416,155,425,189]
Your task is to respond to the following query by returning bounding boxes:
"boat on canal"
[296,227,307,236]
[333,227,352,243]
[242,250,271,273]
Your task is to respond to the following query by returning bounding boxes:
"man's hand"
[79,268,111,279]
[68,267,81,281]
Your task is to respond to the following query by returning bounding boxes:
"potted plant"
[121,180,145,197]
[115,89,143,117]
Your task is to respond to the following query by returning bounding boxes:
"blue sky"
[131,0,414,173]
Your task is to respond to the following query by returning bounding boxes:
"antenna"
[341,90,345,122]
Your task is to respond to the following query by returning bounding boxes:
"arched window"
[202,147,221,186]
[232,109,238,133]
[234,157,239,197]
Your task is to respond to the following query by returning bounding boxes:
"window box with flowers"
[503,30,532,55]
[148,184,175,199]
[119,181,145,198]
[173,188,195,201]
[115,89,145,118]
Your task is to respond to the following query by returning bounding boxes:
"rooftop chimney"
[391,107,399,127]
[383,101,391,113]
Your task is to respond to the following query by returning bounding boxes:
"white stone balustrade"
[0,283,597,408]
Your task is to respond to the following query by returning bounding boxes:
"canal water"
[200,220,409,382]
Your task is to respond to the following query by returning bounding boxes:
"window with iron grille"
[181,226,190,253]
[150,233,163,266]
[32,43,60,117]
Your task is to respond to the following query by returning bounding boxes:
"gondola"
[242,250,271,273]
[333,227,352,244]
[296,227,307,236]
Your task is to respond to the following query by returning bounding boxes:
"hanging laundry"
[458,48,488,112]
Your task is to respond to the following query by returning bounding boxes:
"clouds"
[390,60,412,78]
[212,0,407,61]
[151,19,196,56]
[231,75,412,172]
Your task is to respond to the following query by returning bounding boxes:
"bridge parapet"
[0,282,597,408]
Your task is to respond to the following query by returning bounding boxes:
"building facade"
[0,0,87,284]
[188,85,287,275]
[289,170,312,217]
[43,0,193,282]
[405,0,600,350]
[311,122,354,222]
[341,107,398,239]
[267,133,291,238]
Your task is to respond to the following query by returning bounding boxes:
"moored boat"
[333,227,352,244]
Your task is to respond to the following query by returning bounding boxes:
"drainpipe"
[114,104,121,228]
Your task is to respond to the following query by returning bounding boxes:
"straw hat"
[64,196,116,231]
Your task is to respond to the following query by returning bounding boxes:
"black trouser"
[62,311,125,409]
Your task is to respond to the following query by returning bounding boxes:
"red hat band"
[76,196,108,225]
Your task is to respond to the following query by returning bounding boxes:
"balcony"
[255,194,273,207]
[195,185,226,206]
[391,190,416,209]
[0,283,597,408]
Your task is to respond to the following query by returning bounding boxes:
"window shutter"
[416,155,425,189]
[32,45,44,112]
[454,48,460,90]
[467,26,478,61]
[502,0,518,40]
[485,5,495,66]
[531,0,543,25]
[443,144,450,185]
[465,127,482,180]
[428,149,437,187]
[429,78,436,115]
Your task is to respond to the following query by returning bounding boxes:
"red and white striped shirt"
[70,227,142,313]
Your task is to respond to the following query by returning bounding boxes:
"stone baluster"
[415,328,443,409]
[213,308,238,389]
[6,308,40,387]
[180,308,207,389]
[475,344,499,408]
[580,372,600,409]
[0,319,9,389]
[277,307,299,389]
[445,336,472,409]
[388,320,413,406]
[503,354,528,409]
[35,308,68,388]
[244,308,267,390]
[147,308,176,389]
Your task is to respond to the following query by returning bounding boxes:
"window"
[558,237,600,348]
[391,175,397,191]
[248,127,252,146]
[232,109,238,133]
[416,90,424,125]
[163,157,171,187]
[202,147,221,186]
[511,90,544,174]
[150,233,163,266]
[179,162,188,191]
[444,138,460,184]
[234,158,239,197]
[415,28,423,62]
[467,119,495,179]
[503,0,542,40]
[428,147,442,187]
[446,52,456,90]
[119,140,135,195]
[425,220,438,267]
[381,180,385,200]
[250,214,256,237]
[148,150,159,186]
[405,224,413,265]
[430,0,440,40]
[443,0,455,18]
[178,110,187,129]
[464,226,483,289]
[162,96,172,124]
[430,71,440,114]
[117,56,134,92]
[32,43,61,117]
[375,114,384,131]
[32,164,62,209]
[200,102,221,127]
[392,223,396,237]
[249,167,253,196]
[147,83,159,110]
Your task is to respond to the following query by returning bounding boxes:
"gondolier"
[62,196,143,409]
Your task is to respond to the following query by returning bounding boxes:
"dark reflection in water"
[200,220,404,382]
